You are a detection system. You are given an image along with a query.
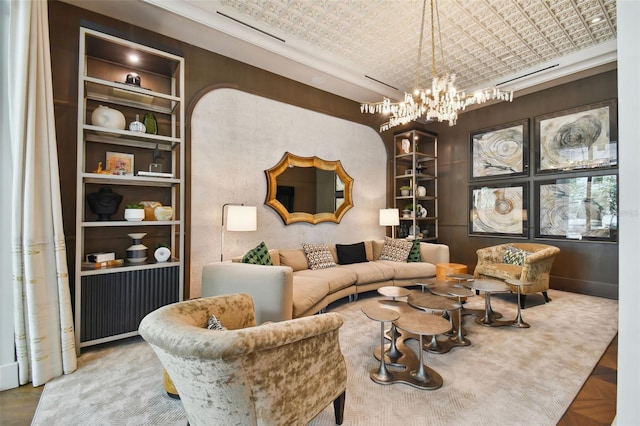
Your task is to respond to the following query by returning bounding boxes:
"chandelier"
[361,0,513,131]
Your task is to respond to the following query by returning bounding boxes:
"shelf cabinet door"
[80,267,179,343]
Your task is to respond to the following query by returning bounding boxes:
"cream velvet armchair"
[474,243,560,308]
[139,293,347,425]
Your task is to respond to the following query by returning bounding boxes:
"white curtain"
[7,0,77,386]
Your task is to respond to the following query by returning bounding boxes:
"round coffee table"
[392,310,451,389]
[407,291,460,353]
[362,302,400,384]
[505,279,533,328]
[376,286,411,365]
[472,279,511,327]
[427,280,474,346]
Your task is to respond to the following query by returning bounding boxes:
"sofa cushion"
[338,261,394,285]
[279,249,309,271]
[407,240,422,262]
[336,242,368,265]
[379,237,413,262]
[503,245,530,266]
[291,276,330,317]
[364,241,374,261]
[372,240,385,260]
[302,244,337,270]
[294,267,357,293]
[377,260,436,280]
[241,241,273,265]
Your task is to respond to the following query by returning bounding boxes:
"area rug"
[32,289,618,425]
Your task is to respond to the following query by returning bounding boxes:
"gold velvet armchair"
[474,243,560,308]
[139,293,347,425]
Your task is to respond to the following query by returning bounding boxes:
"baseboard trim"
[0,361,19,391]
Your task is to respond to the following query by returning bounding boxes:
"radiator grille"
[80,267,179,342]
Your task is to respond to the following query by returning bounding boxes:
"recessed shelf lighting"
[128,53,140,63]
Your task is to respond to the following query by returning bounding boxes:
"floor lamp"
[221,203,257,261]
[379,208,400,239]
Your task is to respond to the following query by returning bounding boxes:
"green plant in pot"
[401,203,413,217]
[400,185,411,196]
[124,203,145,221]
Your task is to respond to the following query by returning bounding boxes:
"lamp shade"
[379,208,400,226]
[226,205,257,231]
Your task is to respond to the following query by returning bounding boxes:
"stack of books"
[83,252,124,269]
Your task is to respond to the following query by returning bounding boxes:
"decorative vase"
[154,206,174,221]
[154,246,171,262]
[140,201,162,221]
[127,233,147,263]
[143,112,158,135]
[125,72,141,86]
[124,208,145,221]
[86,187,122,221]
[91,105,125,131]
[129,114,146,133]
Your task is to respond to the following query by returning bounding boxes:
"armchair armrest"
[201,262,293,323]
[419,242,450,264]
[521,246,561,282]
[523,246,561,265]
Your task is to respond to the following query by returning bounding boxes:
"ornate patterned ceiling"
[64,0,617,102]
[203,0,617,95]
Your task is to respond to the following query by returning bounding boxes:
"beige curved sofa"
[202,240,449,323]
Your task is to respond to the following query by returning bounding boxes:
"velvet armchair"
[474,243,560,308]
[139,293,347,425]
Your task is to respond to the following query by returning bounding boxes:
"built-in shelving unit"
[74,27,184,353]
[394,128,438,241]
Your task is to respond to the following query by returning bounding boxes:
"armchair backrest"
[139,293,347,426]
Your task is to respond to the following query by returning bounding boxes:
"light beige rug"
[33,289,618,425]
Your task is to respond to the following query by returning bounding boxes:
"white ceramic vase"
[154,246,171,262]
[91,105,125,131]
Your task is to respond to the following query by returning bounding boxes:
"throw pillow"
[503,245,530,266]
[379,237,413,262]
[207,314,227,331]
[336,242,368,265]
[302,243,337,270]
[407,239,422,262]
[242,241,273,265]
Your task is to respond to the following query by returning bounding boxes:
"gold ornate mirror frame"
[265,152,354,225]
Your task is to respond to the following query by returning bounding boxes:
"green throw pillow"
[503,245,529,266]
[242,242,273,265]
[407,240,422,262]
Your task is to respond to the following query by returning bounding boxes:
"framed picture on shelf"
[470,119,529,181]
[535,99,617,174]
[469,182,528,237]
[105,151,134,176]
[535,174,617,241]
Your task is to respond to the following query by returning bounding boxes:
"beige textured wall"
[190,88,387,296]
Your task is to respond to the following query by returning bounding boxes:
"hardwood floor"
[0,335,618,425]
[558,334,618,426]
